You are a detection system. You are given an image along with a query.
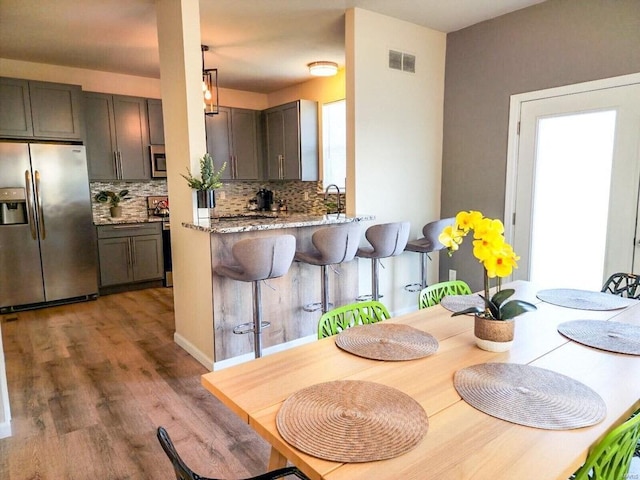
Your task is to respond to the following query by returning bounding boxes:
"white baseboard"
[173,332,214,371]
[0,421,11,439]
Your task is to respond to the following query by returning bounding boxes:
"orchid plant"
[438,210,536,320]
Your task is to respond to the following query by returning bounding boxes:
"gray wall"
[440,0,640,290]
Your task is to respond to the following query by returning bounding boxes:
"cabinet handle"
[118,151,124,180]
[131,238,137,267]
[113,151,119,179]
[278,154,284,179]
[127,238,133,267]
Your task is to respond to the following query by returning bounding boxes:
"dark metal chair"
[601,273,640,299]
[157,427,309,480]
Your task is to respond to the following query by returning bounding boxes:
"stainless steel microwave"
[150,145,167,178]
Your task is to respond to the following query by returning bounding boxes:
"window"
[322,99,346,190]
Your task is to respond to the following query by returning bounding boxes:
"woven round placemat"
[334,323,439,361]
[276,380,428,463]
[558,320,640,355]
[440,294,485,313]
[536,288,636,310]
[454,363,606,430]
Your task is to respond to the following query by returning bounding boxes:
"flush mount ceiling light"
[201,45,219,115]
[308,61,338,77]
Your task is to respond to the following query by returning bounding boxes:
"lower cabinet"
[96,223,163,287]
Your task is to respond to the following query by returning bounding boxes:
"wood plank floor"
[0,288,272,480]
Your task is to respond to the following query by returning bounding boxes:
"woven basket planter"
[474,315,514,352]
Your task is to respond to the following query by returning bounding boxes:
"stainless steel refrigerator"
[0,142,98,311]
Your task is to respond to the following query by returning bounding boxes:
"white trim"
[173,332,214,371]
[0,421,11,439]
[0,324,11,437]
[504,72,640,244]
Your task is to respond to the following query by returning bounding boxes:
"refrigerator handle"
[24,170,38,240]
[34,170,46,240]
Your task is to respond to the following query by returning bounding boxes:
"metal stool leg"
[371,258,380,301]
[252,280,263,358]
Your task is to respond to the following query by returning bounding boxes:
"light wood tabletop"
[201,281,640,480]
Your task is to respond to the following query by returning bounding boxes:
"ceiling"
[0,0,546,94]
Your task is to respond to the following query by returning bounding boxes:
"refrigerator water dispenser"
[0,188,28,225]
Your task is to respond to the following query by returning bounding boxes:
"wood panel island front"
[183,213,373,363]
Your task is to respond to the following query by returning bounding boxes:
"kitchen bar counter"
[182,213,373,234]
[186,212,374,363]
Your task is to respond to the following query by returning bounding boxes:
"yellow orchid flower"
[455,210,483,233]
[438,225,463,252]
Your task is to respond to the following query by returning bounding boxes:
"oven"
[150,145,167,178]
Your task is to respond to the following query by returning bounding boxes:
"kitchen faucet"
[324,184,342,214]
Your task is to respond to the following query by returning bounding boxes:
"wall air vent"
[388,50,416,73]
[389,50,403,70]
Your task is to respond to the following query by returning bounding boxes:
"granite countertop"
[182,213,374,233]
[94,216,167,226]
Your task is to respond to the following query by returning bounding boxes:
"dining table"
[201,280,640,480]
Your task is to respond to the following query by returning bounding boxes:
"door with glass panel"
[511,83,640,290]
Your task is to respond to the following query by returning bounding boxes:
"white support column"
[155,0,216,368]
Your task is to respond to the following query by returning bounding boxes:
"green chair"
[418,280,471,309]
[570,408,640,480]
[317,300,391,339]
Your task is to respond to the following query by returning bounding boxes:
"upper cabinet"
[147,98,164,145]
[263,100,318,181]
[0,77,83,140]
[205,106,261,180]
[84,92,150,181]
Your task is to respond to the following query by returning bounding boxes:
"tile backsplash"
[90,179,343,222]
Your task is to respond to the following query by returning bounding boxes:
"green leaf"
[491,288,515,308]
[499,300,537,320]
[451,307,483,317]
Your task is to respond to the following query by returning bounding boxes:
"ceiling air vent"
[388,50,416,73]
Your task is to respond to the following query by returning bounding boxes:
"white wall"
[346,8,446,314]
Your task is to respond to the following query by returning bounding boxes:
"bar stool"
[214,234,296,358]
[356,222,410,301]
[294,223,361,314]
[404,217,454,292]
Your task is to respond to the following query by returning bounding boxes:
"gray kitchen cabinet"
[147,98,164,145]
[84,92,150,180]
[205,106,260,180]
[0,77,83,140]
[96,223,163,287]
[264,100,318,181]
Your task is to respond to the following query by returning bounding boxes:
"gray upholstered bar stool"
[356,222,410,301]
[294,223,361,314]
[403,217,454,292]
[214,234,296,358]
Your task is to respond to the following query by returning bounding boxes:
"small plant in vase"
[438,210,537,351]
[181,153,226,208]
[95,190,129,218]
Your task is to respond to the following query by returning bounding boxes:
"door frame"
[504,72,640,251]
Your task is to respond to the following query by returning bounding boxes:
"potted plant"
[95,190,129,218]
[181,153,226,208]
[438,210,537,351]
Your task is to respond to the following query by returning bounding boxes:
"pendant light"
[308,61,338,77]
[201,45,219,115]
